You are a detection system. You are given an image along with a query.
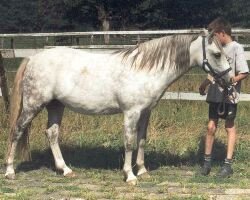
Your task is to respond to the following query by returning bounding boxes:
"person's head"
[208,17,232,45]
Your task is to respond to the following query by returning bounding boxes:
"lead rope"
[217,89,227,116]
[217,85,238,116]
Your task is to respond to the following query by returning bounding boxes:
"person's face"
[214,31,227,46]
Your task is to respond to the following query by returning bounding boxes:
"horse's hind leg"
[5,108,41,179]
[136,110,151,178]
[45,100,74,177]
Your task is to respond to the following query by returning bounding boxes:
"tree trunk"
[96,5,110,44]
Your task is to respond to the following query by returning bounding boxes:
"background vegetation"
[0,0,249,33]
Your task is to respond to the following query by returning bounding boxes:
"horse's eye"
[214,53,221,58]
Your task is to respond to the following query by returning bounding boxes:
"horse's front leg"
[123,110,140,185]
[136,110,151,178]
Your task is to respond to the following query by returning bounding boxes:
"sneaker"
[200,161,211,176]
[217,164,233,178]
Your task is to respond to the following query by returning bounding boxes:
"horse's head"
[190,30,233,85]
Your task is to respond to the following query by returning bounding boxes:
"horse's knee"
[12,130,23,141]
[124,132,137,150]
[46,124,59,144]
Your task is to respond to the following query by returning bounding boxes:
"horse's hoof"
[64,171,76,178]
[126,179,138,186]
[5,173,16,180]
[138,172,151,179]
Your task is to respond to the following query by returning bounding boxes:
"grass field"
[0,54,250,199]
[0,98,249,199]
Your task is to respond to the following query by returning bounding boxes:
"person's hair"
[208,17,232,36]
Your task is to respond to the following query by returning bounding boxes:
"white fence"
[0,28,250,37]
[0,28,250,59]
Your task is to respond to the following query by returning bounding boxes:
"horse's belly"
[60,97,122,115]
[67,105,122,115]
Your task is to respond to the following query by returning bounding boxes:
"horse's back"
[22,47,164,115]
[23,47,124,114]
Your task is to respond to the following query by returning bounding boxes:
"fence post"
[45,37,49,46]
[1,38,3,49]
[10,38,15,49]
[0,52,10,113]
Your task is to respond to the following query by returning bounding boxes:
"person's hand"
[199,83,207,95]
[199,79,211,95]
[230,77,238,86]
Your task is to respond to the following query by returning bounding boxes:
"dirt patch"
[1,164,250,200]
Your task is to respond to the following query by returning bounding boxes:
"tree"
[36,0,70,31]
[226,0,250,27]
[0,0,38,32]
[0,0,249,33]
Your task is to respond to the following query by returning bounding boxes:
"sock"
[203,154,212,168]
[204,154,212,163]
[224,158,233,165]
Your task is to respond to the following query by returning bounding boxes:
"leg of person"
[201,102,219,176]
[201,118,218,175]
[217,118,236,178]
[217,103,237,178]
[225,119,236,160]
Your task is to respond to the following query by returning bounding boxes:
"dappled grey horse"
[5,31,233,185]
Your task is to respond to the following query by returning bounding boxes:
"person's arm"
[232,44,249,84]
[230,73,248,84]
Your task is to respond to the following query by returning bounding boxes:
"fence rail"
[0,28,250,37]
[0,29,209,37]
[0,28,250,59]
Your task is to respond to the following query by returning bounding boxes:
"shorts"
[208,102,237,120]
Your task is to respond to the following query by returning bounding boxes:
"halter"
[202,36,236,116]
[202,36,232,80]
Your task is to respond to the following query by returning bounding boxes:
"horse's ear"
[201,29,208,37]
[207,30,215,44]
[200,29,214,44]
[208,30,214,38]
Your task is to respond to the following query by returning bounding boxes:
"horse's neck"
[160,37,199,88]
[189,36,202,67]
[162,65,192,89]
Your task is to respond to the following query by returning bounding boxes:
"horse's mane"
[115,34,199,72]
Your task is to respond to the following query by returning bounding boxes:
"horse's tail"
[6,58,31,162]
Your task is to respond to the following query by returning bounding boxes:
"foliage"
[0,0,249,33]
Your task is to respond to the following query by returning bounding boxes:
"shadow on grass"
[16,136,227,173]
[197,136,227,164]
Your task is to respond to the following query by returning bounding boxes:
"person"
[199,17,249,178]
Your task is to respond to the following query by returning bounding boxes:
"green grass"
[1,80,250,165]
